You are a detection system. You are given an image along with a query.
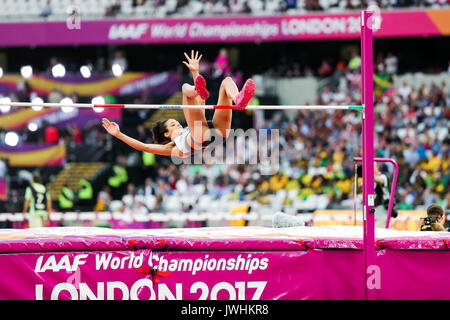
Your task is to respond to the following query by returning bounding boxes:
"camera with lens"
[420,216,438,231]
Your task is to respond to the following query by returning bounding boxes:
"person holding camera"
[418,204,447,232]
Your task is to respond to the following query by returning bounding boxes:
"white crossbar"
[0,102,363,111]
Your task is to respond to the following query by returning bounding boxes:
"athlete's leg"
[182,83,210,145]
[235,78,256,110]
[212,77,238,138]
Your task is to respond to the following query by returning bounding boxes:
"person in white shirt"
[385,52,398,75]
[398,81,411,102]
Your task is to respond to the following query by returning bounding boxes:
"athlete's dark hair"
[151,119,171,144]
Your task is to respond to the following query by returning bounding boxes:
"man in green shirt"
[77,175,94,211]
[59,183,74,212]
[23,174,52,228]
[108,157,128,199]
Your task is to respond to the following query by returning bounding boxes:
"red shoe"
[195,75,209,100]
[236,79,255,110]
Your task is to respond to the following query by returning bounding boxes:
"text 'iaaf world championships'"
[108,16,363,42]
[148,16,361,40]
[34,252,270,276]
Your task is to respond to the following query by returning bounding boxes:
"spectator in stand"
[142,177,156,198]
[85,123,106,147]
[318,60,332,77]
[168,172,178,192]
[129,198,149,215]
[108,157,128,199]
[332,88,346,104]
[58,183,75,212]
[385,52,398,75]
[345,0,355,9]
[304,66,314,77]
[94,186,112,212]
[154,0,166,6]
[5,190,21,214]
[348,50,361,71]
[174,0,189,13]
[320,86,333,104]
[398,81,412,102]
[276,0,288,12]
[0,158,7,177]
[203,0,215,15]
[122,182,139,210]
[46,57,58,75]
[48,88,63,103]
[44,122,59,144]
[112,51,128,73]
[133,0,146,6]
[285,0,297,9]
[199,57,213,77]
[305,0,323,10]
[213,48,231,79]
[175,176,192,196]
[375,52,385,73]
[136,124,150,142]
[68,125,83,144]
[242,1,252,13]
[77,175,94,211]
[40,0,52,18]
[212,0,229,14]
[155,179,169,198]
[229,0,243,14]
[105,0,122,16]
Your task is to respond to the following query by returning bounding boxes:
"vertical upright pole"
[360,10,367,300]
[362,10,376,300]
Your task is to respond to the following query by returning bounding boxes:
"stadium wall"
[0,9,449,47]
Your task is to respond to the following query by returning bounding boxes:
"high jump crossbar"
[0,101,364,111]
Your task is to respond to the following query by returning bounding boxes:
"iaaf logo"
[66,5,81,30]
[108,23,149,40]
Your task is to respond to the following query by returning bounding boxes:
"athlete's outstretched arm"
[183,50,202,81]
[102,118,184,157]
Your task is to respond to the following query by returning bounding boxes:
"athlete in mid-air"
[102,50,255,158]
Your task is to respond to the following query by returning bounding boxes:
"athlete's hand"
[102,118,120,137]
[183,50,202,73]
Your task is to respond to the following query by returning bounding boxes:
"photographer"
[357,163,395,228]
[418,204,447,232]
[374,163,393,228]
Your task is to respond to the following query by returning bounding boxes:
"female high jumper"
[102,50,255,158]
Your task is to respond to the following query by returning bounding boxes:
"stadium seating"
[0,0,448,21]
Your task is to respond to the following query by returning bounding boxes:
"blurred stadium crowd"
[106,60,448,215]
[0,0,449,220]
[1,47,448,217]
[0,0,449,20]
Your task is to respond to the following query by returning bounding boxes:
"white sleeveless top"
[173,127,192,156]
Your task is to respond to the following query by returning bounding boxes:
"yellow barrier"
[229,204,251,227]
